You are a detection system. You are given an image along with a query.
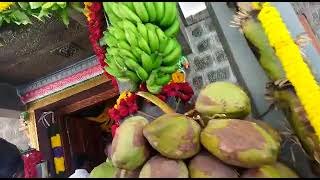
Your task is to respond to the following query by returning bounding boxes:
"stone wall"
[183,9,238,103]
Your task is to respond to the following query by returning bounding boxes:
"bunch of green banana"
[100,19,182,93]
[102,2,180,37]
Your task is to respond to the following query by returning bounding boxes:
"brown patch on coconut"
[133,123,146,147]
[214,120,265,158]
[149,156,181,178]
[197,95,218,106]
[190,151,239,178]
[179,119,197,152]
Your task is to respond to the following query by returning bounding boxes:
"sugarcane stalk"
[241,16,320,174]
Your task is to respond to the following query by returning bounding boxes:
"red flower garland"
[108,93,139,137]
[87,2,118,91]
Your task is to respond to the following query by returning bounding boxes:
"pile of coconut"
[90,82,299,178]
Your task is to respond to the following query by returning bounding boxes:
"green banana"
[105,66,123,78]
[141,51,154,73]
[137,35,152,55]
[109,2,124,20]
[109,26,126,41]
[131,47,143,63]
[146,70,162,94]
[167,8,177,27]
[160,2,176,27]
[122,20,138,34]
[124,70,140,82]
[147,25,159,53]
[118,48,137,61]
[156,73,171,86]
[113,56,126,69]
[124,58,149,81]
[133,2,149,23]
[156,27,168,52]
[154,2,164,23]
[118,3,142,24]
[161,38,176,56]
[123,2,135,12]
[164,18,180,37]
[159,64,179,74]
[144,2,157,23]
[107,13,121,27]
[145,23,156,31]
[162,43,182,65]
[100,32,117,47]
[137,23,148,42]
[125,29,138,47]
[107,47,119,56]
[152,55,162,70]
[117,41,131,51]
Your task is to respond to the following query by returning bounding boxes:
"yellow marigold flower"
[251,2,262,10]
[51,134,62,148]
[0,2,14,12]
[83,2,92,21]
[114,91,131,109]
[54,157,65,174]
[172,70,185,83]
[258,3,320,141]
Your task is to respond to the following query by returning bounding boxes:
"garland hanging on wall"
[84,2,119,91]
[257,2,320,140]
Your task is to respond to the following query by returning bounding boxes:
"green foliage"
[0,2,84,27]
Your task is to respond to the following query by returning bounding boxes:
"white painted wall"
[178,2,206,18]
[0,109,30,151]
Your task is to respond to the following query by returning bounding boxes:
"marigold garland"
[85,2,118,91]
[257,2,320,140]
[0,2,14,12]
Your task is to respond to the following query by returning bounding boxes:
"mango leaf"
[42,2,55,10]
[51,4,60,11]
[0,15,3,26]
[60,8,69,27]
[70,2,84,13]
[37,9,50,19]
[29,2,44,9]
[10,10,31,25]
[18,2,30,10]
[57,2,67,8]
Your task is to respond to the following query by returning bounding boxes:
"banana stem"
[136,91,175,114]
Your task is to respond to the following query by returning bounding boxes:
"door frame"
[26,75,118,177]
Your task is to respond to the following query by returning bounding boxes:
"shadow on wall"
[0,83,24,111]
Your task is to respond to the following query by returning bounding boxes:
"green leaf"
[42,2,55,10]
[38,9,50,19]
[51,4,60,11]
[4,16,11,23]
[0,15,3,27]
[60,8,69,27]
[57,2,67,8]
[29,2,44,9]
[70,2,84,13]
[18,2,30,10]
[10,10,31,25]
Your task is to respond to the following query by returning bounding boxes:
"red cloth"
[22,150,43,178]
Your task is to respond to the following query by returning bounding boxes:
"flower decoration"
[108,91,139,137]
[162,82,194,102]
[258,2,320,140]
[0,2,14,12]
[85,2,118,91]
